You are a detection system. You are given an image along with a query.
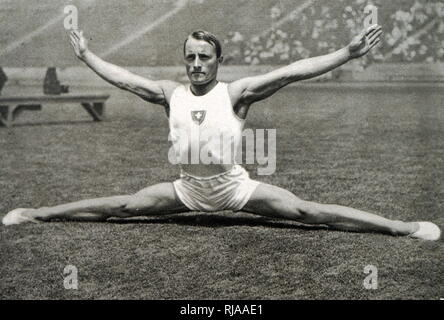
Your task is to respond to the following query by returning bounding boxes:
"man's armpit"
[158,80,182,106]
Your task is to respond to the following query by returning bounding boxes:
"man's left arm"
[229,25,382,113]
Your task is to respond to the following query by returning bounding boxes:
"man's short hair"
[183,30,222,58]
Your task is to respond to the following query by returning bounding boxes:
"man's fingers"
[358,29,367,41]
[369,30,383,44]
[366,25,381,39]
[365,27,381,43]
[69,34,78,45]
[358,24,379,41]
[70,29,83,40]
[365,24,379,35]
[369,38,381,49]
[353,31,365,46]
[368,28,382,42]
[69,41,76,51]
[71,29,79,38]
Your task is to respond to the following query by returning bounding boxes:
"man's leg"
[242,183,420,236]
[3,182,190,224]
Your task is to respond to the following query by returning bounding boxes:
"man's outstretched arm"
[69,30,179,106]
[229,25,382,109]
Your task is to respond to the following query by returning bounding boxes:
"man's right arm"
[69,30,179,106]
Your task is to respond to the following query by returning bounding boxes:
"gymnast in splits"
[3,24,441,241]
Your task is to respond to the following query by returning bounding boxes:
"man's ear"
[218,56,224,64]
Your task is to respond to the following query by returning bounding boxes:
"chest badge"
[191,110,206,125]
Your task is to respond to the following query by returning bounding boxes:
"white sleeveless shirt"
[169,82,245,177]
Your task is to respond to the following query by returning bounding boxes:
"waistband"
[179,165,243,181]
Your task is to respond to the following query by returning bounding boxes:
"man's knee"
[121,195,158,216]
[295,200,328,224]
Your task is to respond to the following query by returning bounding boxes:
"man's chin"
[189,77,209,85]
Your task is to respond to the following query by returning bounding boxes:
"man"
[3,25,441,241]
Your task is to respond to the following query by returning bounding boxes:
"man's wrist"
[79,49,92,62]
[344,45,354,60]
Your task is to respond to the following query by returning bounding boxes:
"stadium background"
[1,0,443,300]
[1,0,443,84]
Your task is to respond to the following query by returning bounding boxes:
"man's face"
[184,37,220,86]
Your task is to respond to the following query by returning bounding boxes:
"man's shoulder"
[158,80,183,91]
[158,80,185,104]
[226,77,252,106]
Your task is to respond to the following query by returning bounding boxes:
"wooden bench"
[0,93,110,127]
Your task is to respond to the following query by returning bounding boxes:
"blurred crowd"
[223,0,444,66]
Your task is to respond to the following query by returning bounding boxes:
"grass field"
[1,84,443,299]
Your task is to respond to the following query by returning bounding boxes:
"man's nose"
[193,58,202,69]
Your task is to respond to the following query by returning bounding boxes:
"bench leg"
[0,104,43,127]
[0,105,12,127]
[12,104,42,121]
[81,102,105,121]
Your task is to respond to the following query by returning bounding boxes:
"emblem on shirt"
[191,110,206,125]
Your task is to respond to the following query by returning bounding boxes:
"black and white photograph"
[1,0,443,303]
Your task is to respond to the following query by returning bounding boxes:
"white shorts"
[173,165,260,212]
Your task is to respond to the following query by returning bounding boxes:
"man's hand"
[67,28,179,106]
[348,24,382,59]
[69,30,89,60]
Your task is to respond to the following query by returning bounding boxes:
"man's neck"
[190,79,218,96]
